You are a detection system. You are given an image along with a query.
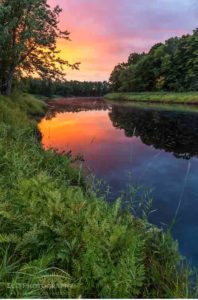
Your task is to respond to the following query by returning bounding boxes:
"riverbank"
[105,92,198,104]
[0,93,196,298]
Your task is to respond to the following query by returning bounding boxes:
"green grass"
[31,94,62,102]
[0,94,196,298]
[105,92,198,104]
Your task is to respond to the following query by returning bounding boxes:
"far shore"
[105,92,198,105]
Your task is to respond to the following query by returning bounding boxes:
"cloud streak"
[48,0,198,81]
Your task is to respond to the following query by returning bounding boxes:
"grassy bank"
[106,99,198,114]
[105,92,198,104]
[0,94,196,298]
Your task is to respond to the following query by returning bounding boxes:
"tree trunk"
[1,76,13,96]
[5,77,12,96]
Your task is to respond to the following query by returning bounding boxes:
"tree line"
[2,0,197,97]
[110,29,198,92]
[25,78,110,97]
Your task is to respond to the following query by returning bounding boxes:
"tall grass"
[0,94,196,298]
[105,92,198,104]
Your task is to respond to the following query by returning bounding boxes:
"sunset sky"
[48,0,198,81]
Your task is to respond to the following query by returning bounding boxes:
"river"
[39,98,198,268]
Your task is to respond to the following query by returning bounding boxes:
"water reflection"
[39,98,198,267]
[46,98,110,119]
[109,105,198,159]
[44,98,198,160]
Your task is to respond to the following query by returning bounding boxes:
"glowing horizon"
[48,0,198,81]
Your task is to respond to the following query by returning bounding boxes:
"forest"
[109,29,198,93]
[25,78,110,97]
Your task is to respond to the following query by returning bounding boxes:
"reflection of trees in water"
[44,98,198,159]
[109,106,198,159]
[46,98,110,119]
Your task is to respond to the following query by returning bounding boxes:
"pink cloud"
[48,0,198,81]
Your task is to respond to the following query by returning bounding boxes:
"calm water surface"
[39,98,198,267]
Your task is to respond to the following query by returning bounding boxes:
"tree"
[25,77,110,97]
[109,29,198,93]
[127,52,145,65]
[0,0,79,95]
[109,63,128,91]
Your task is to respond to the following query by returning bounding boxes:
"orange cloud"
[48,0,198,81]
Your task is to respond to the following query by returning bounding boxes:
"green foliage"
[12,92,48,117]
[0,0,78,95]
[0,94,196,298]
[23,77,110,98]
[109,29,198,93]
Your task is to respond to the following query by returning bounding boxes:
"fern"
[0,234,20,244]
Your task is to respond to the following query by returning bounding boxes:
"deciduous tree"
[0,0,79,95]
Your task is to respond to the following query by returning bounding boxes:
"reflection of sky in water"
[39,106,198,267]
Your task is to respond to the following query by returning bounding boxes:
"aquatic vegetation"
[0,94,196,298]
